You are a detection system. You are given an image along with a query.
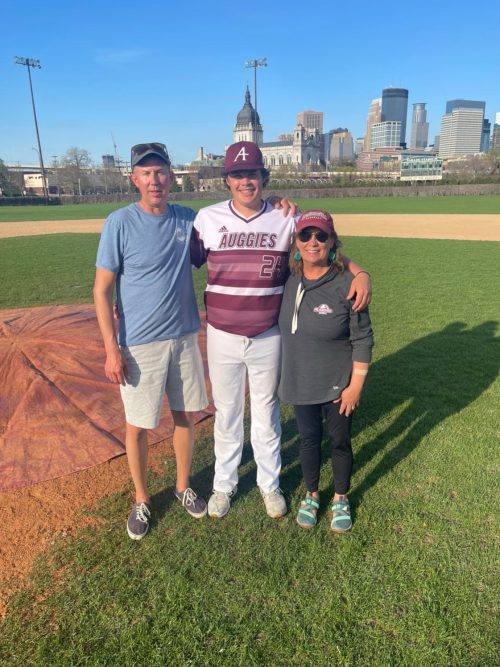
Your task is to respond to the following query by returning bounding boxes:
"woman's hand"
[333,383,363,417]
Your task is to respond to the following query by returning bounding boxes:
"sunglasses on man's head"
[131,142,167,154]
[131,142,170,165]
[297,229,330,243]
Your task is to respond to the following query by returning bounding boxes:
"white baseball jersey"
[192,200,296,337]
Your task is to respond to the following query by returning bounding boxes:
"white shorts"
[119,333,208,429]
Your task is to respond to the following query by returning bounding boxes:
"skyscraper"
[438,101,484,158]
[364,98,381,151]
[410,103,429,149]
[381,88,409,148]
[296,110,324,134]
[481,119,491,152]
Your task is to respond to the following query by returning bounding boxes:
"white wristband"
[353,368,368,376]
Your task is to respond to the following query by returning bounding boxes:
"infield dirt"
[0,213,499,240]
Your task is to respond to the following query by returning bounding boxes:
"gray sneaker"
[208,487,237,518]
[173,487,207,519]
[127,502,152,540]
[260,488,287,518]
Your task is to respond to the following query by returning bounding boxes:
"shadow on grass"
[350,320,499,505]
[151,321,498,520]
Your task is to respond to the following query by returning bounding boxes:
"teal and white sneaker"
[261,487,287,518]
[208,487,236,519]
[330,497,352,533]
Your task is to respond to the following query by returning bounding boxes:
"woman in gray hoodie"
[278,210,374,531]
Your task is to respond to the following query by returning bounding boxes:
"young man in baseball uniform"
[192,141,371,519]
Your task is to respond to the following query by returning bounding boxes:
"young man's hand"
[266,195,299,217]
[347,272,372,311]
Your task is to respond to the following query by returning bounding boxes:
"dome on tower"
[236,86,261,127]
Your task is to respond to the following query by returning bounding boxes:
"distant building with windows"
[438,101,485,158]
[491,123,500,149]
[410,103,429,149]
[481,119,491,152]
[371,121,402,149]
[400,155,443,181]
[328,129,354,162]
[296,110,324,134]
[364,98,381,151]
[381,88,409,147]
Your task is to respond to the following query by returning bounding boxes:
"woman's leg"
[294,404,323,493]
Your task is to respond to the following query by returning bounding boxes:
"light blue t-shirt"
[96,203,200,346]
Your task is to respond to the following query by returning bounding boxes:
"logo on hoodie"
[313,304,333,315]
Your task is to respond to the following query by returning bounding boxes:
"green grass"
[0,236,499,665]
[0,193,499,223]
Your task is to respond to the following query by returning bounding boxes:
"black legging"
[294,401,353,495]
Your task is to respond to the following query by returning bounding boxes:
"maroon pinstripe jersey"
[193,200,296,336]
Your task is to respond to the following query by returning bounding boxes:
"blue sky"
[2,0,499,166]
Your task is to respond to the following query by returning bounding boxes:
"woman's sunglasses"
[297,229,330,243]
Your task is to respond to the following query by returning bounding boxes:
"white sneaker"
[208,487,236,518]
[260,487,287,518]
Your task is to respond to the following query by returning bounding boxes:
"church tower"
[233,86,263,146]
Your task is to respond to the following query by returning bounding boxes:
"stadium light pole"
[244,58,267,113]
[14,56,49,204]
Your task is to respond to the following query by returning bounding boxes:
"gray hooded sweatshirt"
[278,268,374,405]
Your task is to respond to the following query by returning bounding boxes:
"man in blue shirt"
[94,142,208,540]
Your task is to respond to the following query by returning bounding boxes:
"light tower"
[14,56,49,203]
[244,58,267,114]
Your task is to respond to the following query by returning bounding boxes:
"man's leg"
[166,335,209,518]
[171,410,194,492]
[125,422,150,503]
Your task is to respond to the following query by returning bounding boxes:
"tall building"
[495,112,500,126]
[355,137,365,156]
[481,119,491,152]
[438,103,484,158]
[233,86,263,146]
[364,98,381,151]
[296,110,324,134]
[329,129,354,162]
[381,88,409,147]
[371,121,402,149]
[491,124,500,149]
[410,103,429,149]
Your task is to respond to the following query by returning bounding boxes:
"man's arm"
[93,268,128,384]
[343,257,372,312]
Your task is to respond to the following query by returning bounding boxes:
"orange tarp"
[0,305,214,492]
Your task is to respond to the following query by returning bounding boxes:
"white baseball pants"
[207,324,282,494]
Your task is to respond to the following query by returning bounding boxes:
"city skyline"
[1,0,499,166]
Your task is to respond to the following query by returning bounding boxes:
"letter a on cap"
[234,146,249,162]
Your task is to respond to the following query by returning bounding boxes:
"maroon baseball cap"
[296,210,335,235]
[223,141,265,174]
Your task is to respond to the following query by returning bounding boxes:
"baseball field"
[0,195,498,666]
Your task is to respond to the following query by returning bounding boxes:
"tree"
[0,159,23,196]
[182,174,195,192]
[169,176,181,192]
[59,147,93,194]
